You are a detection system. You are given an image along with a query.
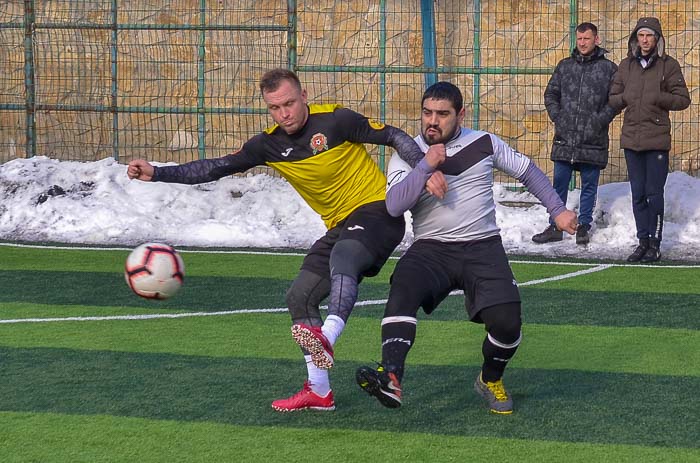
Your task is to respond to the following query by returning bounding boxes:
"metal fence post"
[420,0,437,88]
[111,0,119,161]
[473,0,482,130]
[197,0,207,160]
[23,0,36,158]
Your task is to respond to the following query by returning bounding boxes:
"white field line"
[0,241,309,257]
[2,241,699,268]
[0,264,613,325]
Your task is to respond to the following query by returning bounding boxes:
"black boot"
[576,224,591,245]
[641,239,661,263]
[532,224,563,244]
[627,238,649,262]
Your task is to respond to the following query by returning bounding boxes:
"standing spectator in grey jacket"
[533,22,618,246]
[609,17,690,262]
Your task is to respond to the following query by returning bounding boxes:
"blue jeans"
[551,161,600,226]
[624,149,668,241]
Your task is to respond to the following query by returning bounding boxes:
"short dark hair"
[576,22,598,36]
[422,81,463,113]
[259,68,302,94]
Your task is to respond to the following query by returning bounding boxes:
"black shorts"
[385,236,520,320]
[301,200,405,279]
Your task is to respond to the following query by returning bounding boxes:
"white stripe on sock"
[487,331,522,350]
[381,316,417,326]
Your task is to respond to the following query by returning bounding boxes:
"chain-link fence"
[1,1,698,184]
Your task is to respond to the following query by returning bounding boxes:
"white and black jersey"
[386,127,531,242]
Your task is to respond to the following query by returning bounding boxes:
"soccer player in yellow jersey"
[127,68,425,411]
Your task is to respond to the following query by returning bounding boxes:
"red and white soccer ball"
[124,243,185,300]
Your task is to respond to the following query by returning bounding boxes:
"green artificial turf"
[0,244,698,462]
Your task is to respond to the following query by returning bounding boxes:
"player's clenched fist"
[425,143,446,169]
[554,209,578,235]
[424,144,448,199]
[127,159,155,181]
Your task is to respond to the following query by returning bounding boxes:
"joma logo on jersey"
[310,133,328,154]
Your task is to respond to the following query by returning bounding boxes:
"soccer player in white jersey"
[355,82,578,414]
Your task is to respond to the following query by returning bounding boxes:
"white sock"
[322,314,346,345]
[305,355,331,396]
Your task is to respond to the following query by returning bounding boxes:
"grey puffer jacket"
[608,17,690,152]
[545,46,618,168]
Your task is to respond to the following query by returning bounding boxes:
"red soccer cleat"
[291,323,335,369]
[271,381,336,412]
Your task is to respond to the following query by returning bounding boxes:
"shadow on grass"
[0,346,697,448]
[352,286,700,330]
[0,270,292,310]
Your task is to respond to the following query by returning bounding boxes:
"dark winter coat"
[608,17,690,152]
[545,46,618,168]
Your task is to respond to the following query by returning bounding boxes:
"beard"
[423,125,457,145]
[423,131,442,145]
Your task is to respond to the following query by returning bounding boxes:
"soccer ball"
[124,243,185,300]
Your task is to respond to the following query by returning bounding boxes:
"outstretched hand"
[554,209,578,235]
[127,159,155,181]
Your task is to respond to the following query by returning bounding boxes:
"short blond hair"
[259,68,302,94]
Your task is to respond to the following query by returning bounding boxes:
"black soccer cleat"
[356,365,402,408]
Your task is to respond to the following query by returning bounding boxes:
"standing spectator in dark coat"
[533,22,618,246]
[608,17,690,263]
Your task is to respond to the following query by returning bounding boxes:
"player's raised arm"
[334,107,425,168]
[126,147,263,185]
[384,125,425,168]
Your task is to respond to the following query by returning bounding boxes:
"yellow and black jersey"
[152,104,423,229]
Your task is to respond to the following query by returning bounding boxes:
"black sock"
[481,332,521,383]
[381,318,417,382]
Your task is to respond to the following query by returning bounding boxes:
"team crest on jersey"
[310,133,329,154]
[368,119,385,130]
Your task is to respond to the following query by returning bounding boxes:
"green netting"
[0,1,698,185]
